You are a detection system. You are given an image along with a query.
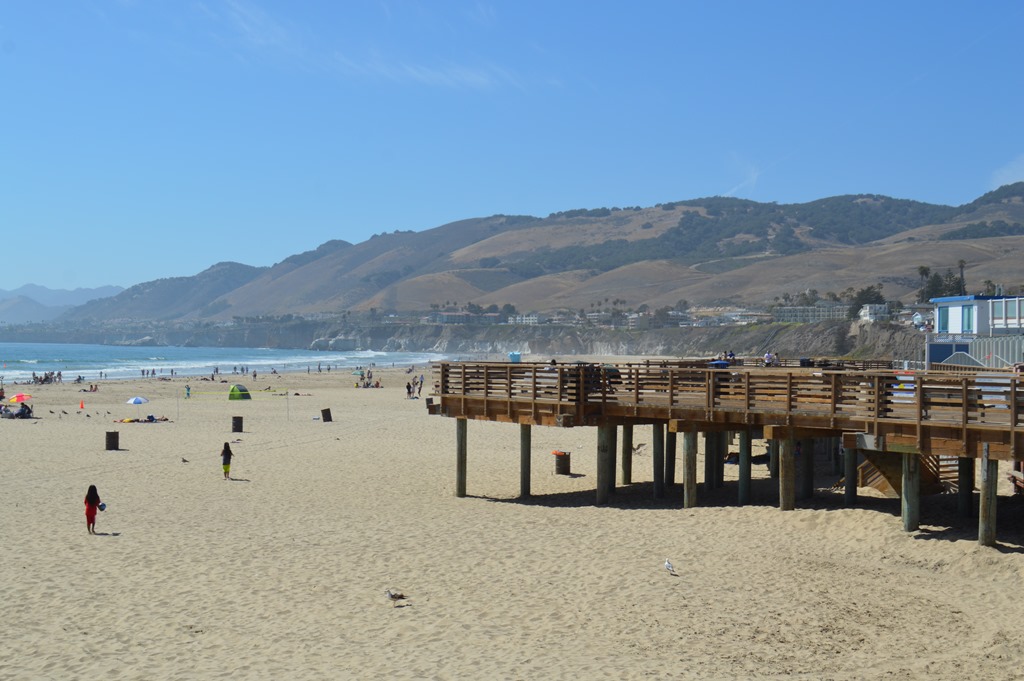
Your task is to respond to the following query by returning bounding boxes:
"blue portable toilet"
[508,352,521,363]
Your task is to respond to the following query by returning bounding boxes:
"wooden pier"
[427,360,1024,546]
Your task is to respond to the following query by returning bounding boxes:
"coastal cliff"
[0,320,924,361]
[320,320,924,361]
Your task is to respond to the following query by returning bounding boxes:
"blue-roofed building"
[928,295,1024,368]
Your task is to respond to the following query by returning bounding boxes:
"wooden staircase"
[857,452,959,498]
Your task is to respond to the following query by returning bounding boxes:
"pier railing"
[430,362,1022,455]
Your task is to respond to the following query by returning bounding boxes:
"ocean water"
[0,342,447,383]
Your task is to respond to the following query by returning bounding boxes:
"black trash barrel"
[232,416,243,433]
[321,408,332,422]
[105,431,119,451]
[554,451,571,475]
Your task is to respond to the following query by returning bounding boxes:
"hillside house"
[626,313,651,330]
[858,304,890,322]
[772,302,848,323]
[508,314,546,325]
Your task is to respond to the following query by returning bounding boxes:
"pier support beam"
[798,439,815,500]
[779,436,796,511]
[703,432,715,491]
[653,423,665,499]
[769,439,779,479]
[979,444,998,547]
[958,457,975,517]
[843,447,858,506]
[621,424,633,485]
[607,425,618,496]
[901,452,920,532]
[683,431,698,508]
[596,425,613,505]
[738,430,752,506]
[665,431,677,488]
[519,424,531,498]
[716,432,728,488]
[456,418,467,498]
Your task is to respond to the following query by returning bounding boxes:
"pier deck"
[429,361,1021,458]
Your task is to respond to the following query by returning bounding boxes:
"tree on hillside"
[653,306,673,327]
[957,259,967,295]
[794,289,819,306]
[917,266,931,287]
[847,284,886,319]
[943,269,961,297]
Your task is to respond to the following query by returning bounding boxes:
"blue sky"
[2,1,1023,290]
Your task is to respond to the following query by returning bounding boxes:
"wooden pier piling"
[738,430,752,506]
[901,451,920,532]
[519,424,531,498]
[683,431,697,508]
[652,423,665,499]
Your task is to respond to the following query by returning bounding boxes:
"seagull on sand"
[181,458,189,464]
[665,559,678,576]
[384,589,409,607]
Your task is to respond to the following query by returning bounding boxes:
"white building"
[858,304,890,322]
[507,314,544,325]
[929,295,995,336]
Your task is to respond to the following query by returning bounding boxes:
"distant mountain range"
[0,285,123,324]
[39,182,1024,323]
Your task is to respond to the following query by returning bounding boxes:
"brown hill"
[62,184,1024,322]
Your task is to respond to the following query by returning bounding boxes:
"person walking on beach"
[84,484,102,534]
[220,442,234,480]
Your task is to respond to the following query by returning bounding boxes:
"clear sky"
[3,1,1023,290]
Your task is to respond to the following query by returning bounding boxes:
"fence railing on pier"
[430,361,1022,456]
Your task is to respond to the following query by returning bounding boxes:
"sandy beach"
[3,367,1024,680]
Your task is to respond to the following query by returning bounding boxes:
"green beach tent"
[228,384,252,400]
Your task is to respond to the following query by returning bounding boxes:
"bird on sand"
[49,410,55,414]
[181,458,189,464]
[61,410,68,415]
[384,589,409,607]
[665,559,678,576]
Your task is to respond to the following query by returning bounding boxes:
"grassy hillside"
[60,183,1024,322]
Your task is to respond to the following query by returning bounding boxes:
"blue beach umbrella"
[126,396,149,417]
